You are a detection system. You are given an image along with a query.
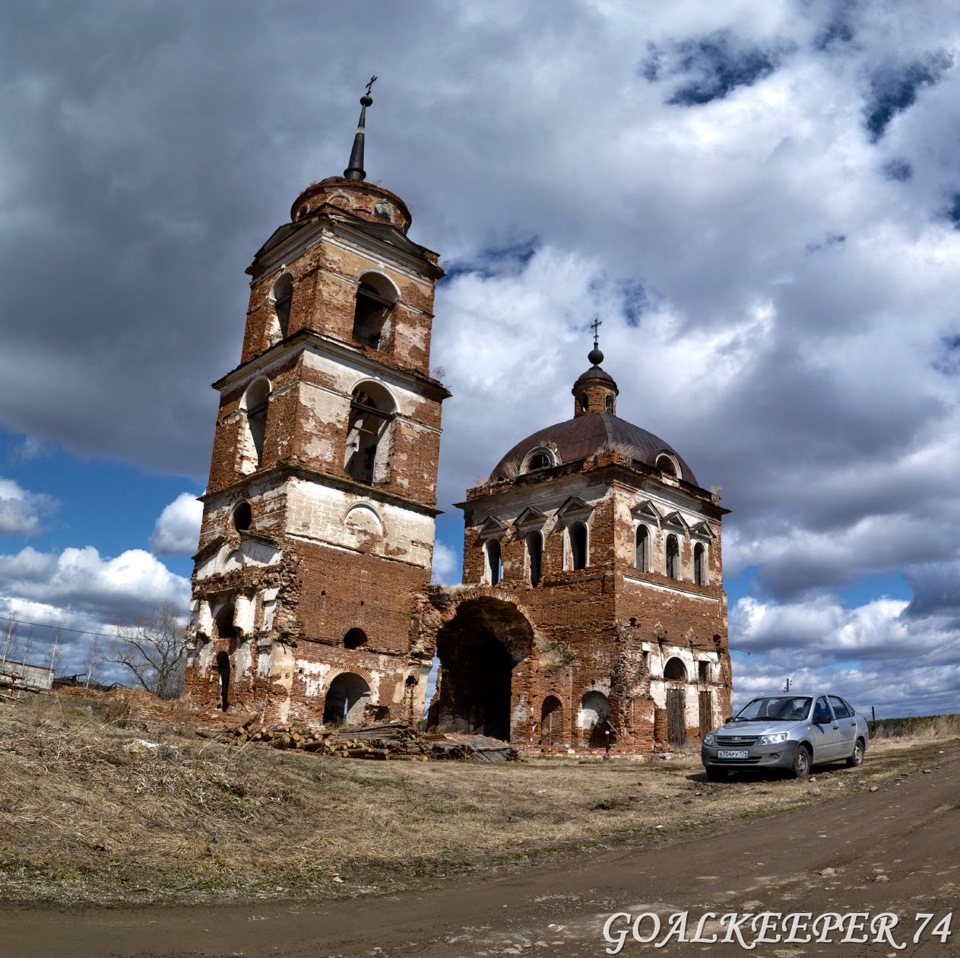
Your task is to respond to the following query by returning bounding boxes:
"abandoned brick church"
[182,87,733,751]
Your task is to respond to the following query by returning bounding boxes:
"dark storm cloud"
[640,30,788,107]
[882,158,913,182]
[903,561,960,620]
[863,54,953,142]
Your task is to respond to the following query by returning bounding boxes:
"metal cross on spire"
[590,317,602,351]
[344,76,378,181]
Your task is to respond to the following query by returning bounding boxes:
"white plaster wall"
[300,351,433,422]
[286,477,434,569]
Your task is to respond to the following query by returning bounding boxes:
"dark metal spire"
[343,75,377,181]
[588,317,604,366]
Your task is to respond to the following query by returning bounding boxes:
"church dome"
[488,336,698,486]
[488,412,698,486]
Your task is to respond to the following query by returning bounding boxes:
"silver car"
[701,693,869,780]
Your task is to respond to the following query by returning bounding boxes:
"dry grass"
[869,713,960,740]
[0,694,955,906]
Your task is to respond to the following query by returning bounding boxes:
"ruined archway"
[323,672,371,727]
[430,597,534,741]
[579,690,614,748]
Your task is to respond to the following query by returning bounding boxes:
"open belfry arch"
[184,80,448,724]
[184,85,733,751]
[419,321,733,752]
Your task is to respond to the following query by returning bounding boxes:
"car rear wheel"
[846,738,865,768]
[791,746,811,779]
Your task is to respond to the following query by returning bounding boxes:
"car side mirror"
[724,716,733,724]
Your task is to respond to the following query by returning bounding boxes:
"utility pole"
[783,677,792,693]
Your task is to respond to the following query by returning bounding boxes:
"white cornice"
[623,575,719,604]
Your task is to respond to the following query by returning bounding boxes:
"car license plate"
[718,749,748,759]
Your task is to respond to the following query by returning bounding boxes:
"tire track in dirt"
[3,743,959,958]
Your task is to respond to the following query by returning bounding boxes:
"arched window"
[244,379,270,470]
[527,531,543,586]
[568,522,588,571]
[656,453,680,478]
[352,272,398,350]
[693,543,706,586]
[215,603,237,641]
[635,525,649,572]
[666,534,680,579]
[485,538,502,586]
[272,273,293,340]
[344,383,396,484]
[604,394,613,412]
[232,501,252,532]
[344,628,367,650]
[664,657,687,681]
[527,450,552,471]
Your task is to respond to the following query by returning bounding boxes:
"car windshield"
[733,696,812,722]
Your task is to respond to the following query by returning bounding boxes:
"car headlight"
[704,733,716,746]
[758,732,789,746]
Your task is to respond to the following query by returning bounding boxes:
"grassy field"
[0,693,955,907]
[869,713,960,739]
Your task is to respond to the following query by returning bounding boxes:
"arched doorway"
[216,652,230,712]
[540,696,564,746]
[664,657,687,747]
[431,597,534,741]
[579,690,614,748]
[323,672,371,727]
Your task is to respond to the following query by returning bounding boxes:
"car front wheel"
[705,766,728,782]
[791,745,811,779]
[846,738,865,768]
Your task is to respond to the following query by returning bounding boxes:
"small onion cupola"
[572,319,619,417]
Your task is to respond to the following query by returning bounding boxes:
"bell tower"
[184,81,449,725]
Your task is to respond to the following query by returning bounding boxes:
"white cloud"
[0,542,191,681]
[729,593,960,717]
[150,492,203,556]
[0,545,189,623]
[431,541,459,585]
[0,477,57,537]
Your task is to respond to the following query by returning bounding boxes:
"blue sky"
[1,1,959,717]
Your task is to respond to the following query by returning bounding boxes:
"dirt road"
[3,745,959,958]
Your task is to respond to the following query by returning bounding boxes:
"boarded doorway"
[667,688,686,747]
[664,656,687,748]
[540,696,564,746]
[699,689,713,741]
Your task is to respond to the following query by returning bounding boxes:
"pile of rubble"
[209,718,518,763]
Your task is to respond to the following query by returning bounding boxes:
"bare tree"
[113,603,188,700]
[0,614,17,668]
[49,629,64,675]
[18,629,35,667]
[83,635,107,689]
